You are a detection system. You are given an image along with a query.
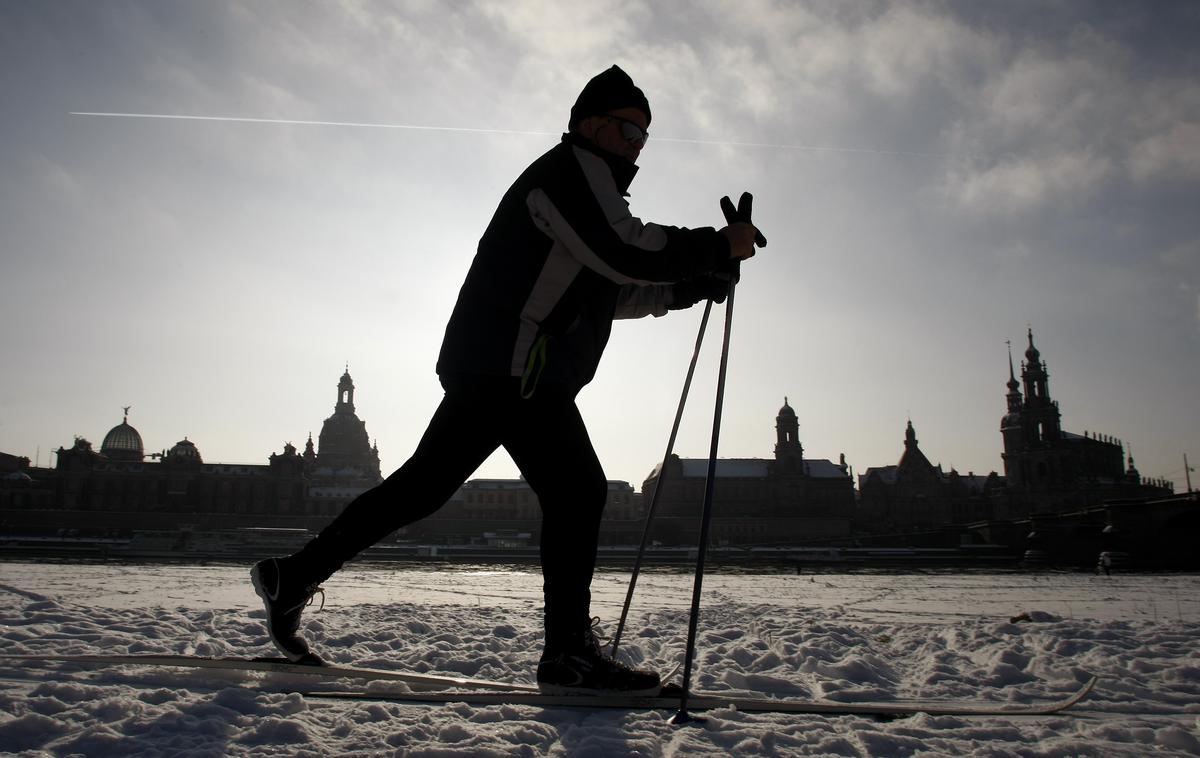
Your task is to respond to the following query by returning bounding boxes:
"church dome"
[101,412,144,462]
[166,437,203,464]
[778,397,797,418]
[318,412,372,464]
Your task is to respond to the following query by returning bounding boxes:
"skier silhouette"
[251,65,761,694]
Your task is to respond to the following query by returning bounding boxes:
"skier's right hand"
[721,192,767,249]
[721,222,758,260]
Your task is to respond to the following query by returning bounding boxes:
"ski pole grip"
[720,193,767,248]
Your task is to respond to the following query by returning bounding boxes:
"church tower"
[774,398,803,473]
[1020,329,1061,444]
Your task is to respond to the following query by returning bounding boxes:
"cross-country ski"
[302,676,1098,717]
[0,653,537,692]
[0,652,1098,716]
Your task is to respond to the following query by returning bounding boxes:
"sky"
[2,0,1197,493]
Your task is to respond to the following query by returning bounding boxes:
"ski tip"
[1077,674,1099,700]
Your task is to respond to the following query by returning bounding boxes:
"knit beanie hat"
[568,65,651,131]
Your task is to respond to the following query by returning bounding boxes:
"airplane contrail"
[70,111,557,137]
[69,111,941,157]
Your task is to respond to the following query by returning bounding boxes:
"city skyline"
[11,333,1181,496]
[2,2,1197,491]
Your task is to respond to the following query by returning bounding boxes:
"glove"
[713,255,741,285]
[669,275,731,310]
[720,192,767,248]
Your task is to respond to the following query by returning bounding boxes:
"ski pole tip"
[668,708,707,726]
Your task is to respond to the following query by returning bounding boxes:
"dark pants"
[291,376,608,650]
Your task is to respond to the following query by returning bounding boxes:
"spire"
[897,418,934,479]
[1025,326,1040,364]
[1006,341,1020,392]
[1126,443,1140,482]
[1004,340,1024,419]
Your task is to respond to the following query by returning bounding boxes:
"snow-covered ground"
[1,561,1198,756]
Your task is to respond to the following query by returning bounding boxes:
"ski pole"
[671,275,737,726]
[611,299,714,657]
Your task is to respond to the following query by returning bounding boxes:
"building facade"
[640,399,855,546]
[0,370,382,535]
[857,421,999,532]
[390,478,645,546]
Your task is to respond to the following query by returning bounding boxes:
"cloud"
[948,149,1114,214]
[1129,120,1200,183]
[939,19,1200,215]
[477,0,642,58]
[853,4,994,99]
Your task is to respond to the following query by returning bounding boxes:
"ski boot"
[250,556,325,665]
[537,618,660,695]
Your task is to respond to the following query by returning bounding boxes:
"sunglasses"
[605,114,649,145]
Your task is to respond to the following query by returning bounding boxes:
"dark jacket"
[436,133,729,393]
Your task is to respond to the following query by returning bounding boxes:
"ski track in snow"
[0,562,1198,756]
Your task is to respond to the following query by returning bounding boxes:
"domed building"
[164,438,202,465]
[101,408,144,462]
[310,369,382,507]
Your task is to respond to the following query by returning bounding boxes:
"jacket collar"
[562,132,639,196]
